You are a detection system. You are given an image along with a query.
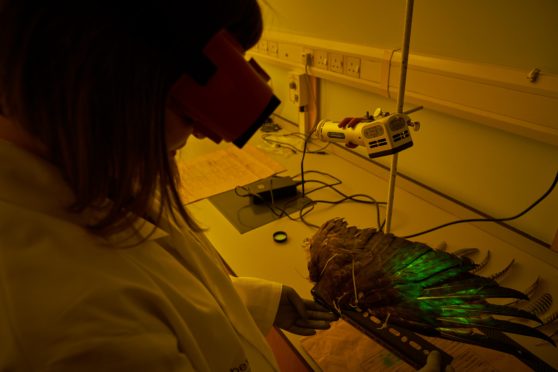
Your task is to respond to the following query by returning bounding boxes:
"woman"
[0,1,443,370]
[0,1,338,370]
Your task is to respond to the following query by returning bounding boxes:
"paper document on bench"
[301,320,530,372]
[177,144,286,204]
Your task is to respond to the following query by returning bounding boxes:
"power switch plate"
[288,72,309,107]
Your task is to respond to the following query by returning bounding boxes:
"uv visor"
[169,30,280,147]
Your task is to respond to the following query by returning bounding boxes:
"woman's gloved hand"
[273,285,338,336]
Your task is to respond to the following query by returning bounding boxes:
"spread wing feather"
[306,218,555,347]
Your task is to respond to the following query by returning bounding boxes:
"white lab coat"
[0,140,282,371]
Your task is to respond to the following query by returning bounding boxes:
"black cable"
[303,180,383,205]
[296,180,340,195]
[249,115,389,229]
[402,171,558,239]
[289,176,385,229]
[261,132,329,154]
[234,181,324,228]
[234,185,294,220]
[234,171,386,230]
[299,200,318,228]
[292,170,343,185]
[300,128,316,197]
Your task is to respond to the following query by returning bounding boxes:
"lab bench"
[181,121,558,371]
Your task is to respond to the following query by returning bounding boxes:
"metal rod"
[385,154,398,233]
[385,0,415,234]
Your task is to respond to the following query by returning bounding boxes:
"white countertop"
[181,124,558,370]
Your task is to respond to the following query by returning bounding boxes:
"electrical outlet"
[328,53,344,73]
[344,56,361,78]
[268,41,278,56]
[258,40,268,53]
[314,49,328,70]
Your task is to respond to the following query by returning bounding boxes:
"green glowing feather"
[306,218,556,349]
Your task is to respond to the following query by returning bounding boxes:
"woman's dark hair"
[0,1,263,237]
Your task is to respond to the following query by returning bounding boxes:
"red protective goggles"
[169,30,280,147]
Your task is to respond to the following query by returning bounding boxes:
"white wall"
[258,0,558,244]
[261,0,558,72]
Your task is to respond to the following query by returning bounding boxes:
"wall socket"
[314,49,328,70]
[344,56,361,78]
[328,53,344,73]
[268,41,278,56]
